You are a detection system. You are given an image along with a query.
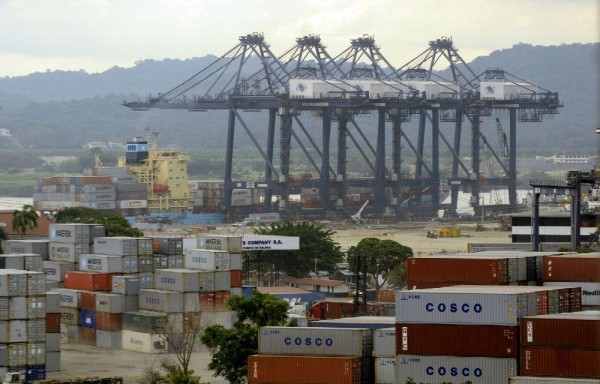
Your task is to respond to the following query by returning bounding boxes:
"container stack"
[542,254,600,310]
[0,254,43,273]
[2,240,49,260]
[517,311,600,381]
[373,328,396,384]
[45,291,61,374]
[33,176,117,211]
[0,270,47,381]
[248,326,373,384]
[394,285,583,384]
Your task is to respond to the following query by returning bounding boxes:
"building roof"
[292,278,347,287]
[258,287,312,294]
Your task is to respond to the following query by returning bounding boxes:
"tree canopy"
[347,237,413,291]
[250,222,344,278]
[53,207,144,237]
[12,204,39,238]
[200,291,290,384]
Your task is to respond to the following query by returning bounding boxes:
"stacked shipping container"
[543,254,600,309]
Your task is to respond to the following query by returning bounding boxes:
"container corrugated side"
[154,269,200,292]
[545,282,600,306]
[79,254,124,274]
[521,314,600,348]
[395,289,536,325]
[396,323,518,357]
[197,235,242,253]
[510,377,600,384]
[258,326,372,356]
[396,355,517,384]
[374,357,395,384]
[49,241,90,263]
[93,237,138,256]
[121,330,167,353]
[49,224,90,243]
[373,327,395,357]
[122,310,167,334]
[139,289,184,313]
[247,354,363,384]
[408,256,510,284]
[521,347,600,379]
[544,255,600,282]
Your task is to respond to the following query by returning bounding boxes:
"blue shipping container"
[80,309,96,328]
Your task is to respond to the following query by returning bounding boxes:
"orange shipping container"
[80,327,96,346]
[65,271,114,292]
[230,270,242,288]
[46,313,61,333]
[247,355,364,384]
[96,312,123,331]
[80,292,97,311]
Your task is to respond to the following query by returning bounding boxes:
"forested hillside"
[0,43,598,153]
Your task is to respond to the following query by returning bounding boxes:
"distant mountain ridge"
[0,43,598,153]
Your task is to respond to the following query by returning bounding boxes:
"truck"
[234,212,280,227]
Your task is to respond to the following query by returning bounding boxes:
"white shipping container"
[49,241,90,263]
[8,320,27,343]
[375,357,396,384]
[8,297,27,320]
[214,271,231,291]
[95,293,125,313]
[60,323,80,344]
[544,281,600,306]
[139,289,184,313]
[154,269,200,292]
[121,330,167,353]
[0,298,8,321]
[258,326,372,356]
[60,307,79,326]
[79,254,124,273]
[112,275,140,296]
[0,254,42,271]
[373,327,396,357]
[0,271,27,297]
[7,343,26,366]
[27,319,45,341]
[26,342,45,365]
[27,272,46,296]
[93,237,138,256]
[49,224,91,243]
[197,235,243,253]
[185,249,232,271]
[27,297,46,319]
[397,355,517,384]
[51,288,81,308]
[43,261,75,282]
[118,200,148,209]
[124,256,139,273]
[2,240,49,259]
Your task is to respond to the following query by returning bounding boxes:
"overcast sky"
[0,0,598,77]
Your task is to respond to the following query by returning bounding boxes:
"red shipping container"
[215,291,231,311]
[200,292,215,311]
[96,312,123,331]
[230,270,242,288]
[521,347,600,379]
[395,323,518,358]
[407,281,457,290]
[376,290,396,303]
[247,355,363,384]
[544,255,600,282]
[80,291,97,311]
[520,314,600,349]
[183,312,200,332]
[46,313,61,333]
[80,327,96,346]
[408,257,509,284]
[65,271,114,291]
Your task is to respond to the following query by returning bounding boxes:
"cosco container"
[152,237,183,255]
[520,312,600,349]
[373,328,395,357]
[197,235,242,253]
[247,354,365,384]
[396,355,517,384]
[396,323,518,357]
[79,254,124,274]
[139,289,184,313]
[121,330,167,353]
[396,287,538,325]
[544,254,600,282]
[154,269,200,292]
[510,377,600,384]
[112,275,140,295]
[43,261,75,282]
[93,237,138,256]
[49,224,91,243]
[258,326,372,356]
[2,240,49,259]
[374,357,396,384]
[49,241,90,263]
[123,311,167,334]
[521,347,600,379]
[185,249,240,271]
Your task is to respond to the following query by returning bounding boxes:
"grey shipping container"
[0,298,7,320]
[43,260,75,282]
[375,357,396,384]
[138,272,154,289]
[124,255,139,274]
[26,272,46,296]
[2,240,49,259]
[27,319,46,342]
[46,332,61,352]
[93,237,138,256]
[46,351,61,372]
[46,292,61,313]
[89,225,106,243]
[139,289,184,313]
[60,307,79,326]
[0,271,27,297]
[49,241,90,263]
[137,238,153,256]
[396,355,517,384]
[49,224,91,243]
[96,330,122,349]
[112,275,140,296]
[122,310,168,334]
[0,254,43,272]
[395,287,538,325]
[137,255,153,273]
[167,255,183,269]
[152,237,183,255]
[26,342,45,365]
[154,269,200,292]
[197,235,242,253]
[95,293,125,313]
[79,254,124,274]
[258,326,372,356]
[373,327,396,357]
[51,288,81,308]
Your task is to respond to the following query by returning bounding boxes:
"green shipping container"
[123,310,167,334]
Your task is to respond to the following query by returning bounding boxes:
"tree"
[347,238,413,292]
[251,222,344,277]
[0,226,7,253]
[12,204,39,238]
[53,207,144,237]
[201,291,290,384]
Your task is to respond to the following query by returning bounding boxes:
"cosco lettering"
[283,337,332,346]
[426,366,482,377]
[425,302,482,313]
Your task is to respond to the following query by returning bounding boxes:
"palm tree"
[12,204,39,239]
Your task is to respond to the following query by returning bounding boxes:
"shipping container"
[45,291,60,313]
[26,342,45,365]
[46,332,61,352]
[64,271,112,291]
[374,357,395,384]
[95,293,125,313]
[112,275,140,295]
[185,249,234,271]
[26,272,46,296]
[152,237,184,255]
[60,307,79,326]
[510,377,600,384]
[79,254,124,274]
[520,312,600,348]
[408,255,514,284]
[0,254,43,272]
[0,271,27,297]
[118,199,148,209]
[373,328,395,358]
[45,313,60,333]
[521,347,600,379]
[312,316,396,330]
[154,269,200,292]
[247,354,364,384]
[397,355,518,384]
[121,330,168,353]
[93,237,138,256]
[80,309,96,328]
[96,329,123,349]
[139,289,184,313]
[51,288,81,308]
[122,311,167,334]
[49,224,91,243]
[49,241,90,263]
[7,344,26,366]
[197,235,242,253]
[258,326,372,356]
[124,255,139,274]
[2,240,49,259]
[45,351,60,372]
[396,323,518,357]
[167,255,183,269]
[43,260,75,282]
[96,312,123,331]
[80,327,96,346]
[230,270,242,288]
[544,254,600,282]
[60,324,80,344]
[545,282,600,306]
[137,255,153,273]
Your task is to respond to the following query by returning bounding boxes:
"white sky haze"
[0,0,598,77]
